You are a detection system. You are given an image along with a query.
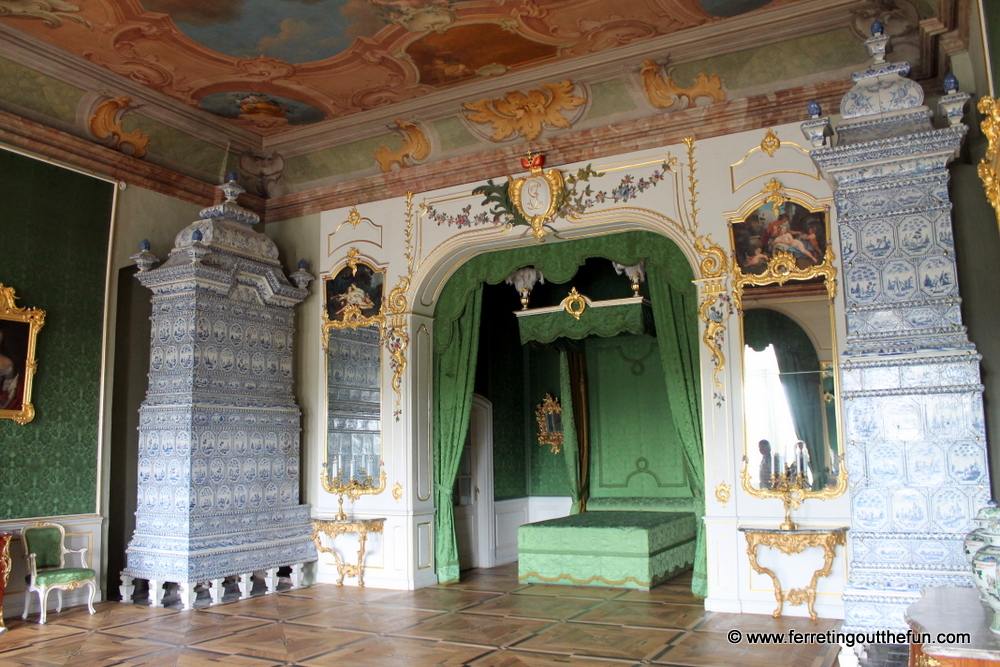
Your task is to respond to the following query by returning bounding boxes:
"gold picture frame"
[978,96,1000,233]
[321,249,386,349]
[728,179,836,310]
[535,393,564,454]
[0,283,45,424]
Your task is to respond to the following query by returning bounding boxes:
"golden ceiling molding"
[0,0,90,29]
[375,120,430,173]
[640,60,725,111]
[87,96,150,158]
[462,80,585,142]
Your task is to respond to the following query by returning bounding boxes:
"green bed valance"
[516,297,655,345]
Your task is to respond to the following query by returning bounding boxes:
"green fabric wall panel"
[527,346,570,496]
[0,148,113,520]
[586,334,691,498]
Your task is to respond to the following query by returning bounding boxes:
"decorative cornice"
[841,383,984,399]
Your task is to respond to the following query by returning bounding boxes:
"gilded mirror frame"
[536,394,564,454]
[729,182,847,502]
[0,283,45,425]
[320,250,387,511]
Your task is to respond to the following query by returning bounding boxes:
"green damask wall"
[526,346,570,497]
[0,148,114,520]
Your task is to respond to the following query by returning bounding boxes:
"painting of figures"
[731,200,829,275]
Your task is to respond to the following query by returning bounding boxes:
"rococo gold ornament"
[0,283,45,425]
[535,394,564,454]
[509,152,565,241]
[978,96,1000,234]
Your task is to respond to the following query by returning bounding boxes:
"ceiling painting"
[0,0,809,136]
[407,24,561,87]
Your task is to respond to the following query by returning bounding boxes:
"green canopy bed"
[433,230,707,595]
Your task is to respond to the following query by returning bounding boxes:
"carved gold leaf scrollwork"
[375,120,431,172]
[382,192,416,417]
[87,96,150,158]
[392,482,403,501]
[462,80,585,142]
[640,60,725,112]
[695,234,727,279]
[715,481,731,507]
[0,0,91,28]
[978,96,1000,234]
[0,283,45,425]
[760,128,780,157]
[697,281,731,406]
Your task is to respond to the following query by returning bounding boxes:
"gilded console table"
[311,519,385,588]
[0,532,12,634]
[738,526,848,621]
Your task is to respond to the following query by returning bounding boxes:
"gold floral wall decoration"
[87,97,150,158]
[715,481,731,507]
[760,128,780,157]
[462,80,585,142]
[375,120,431,172]
[0,283,46,425]
[392,482,403,501]
[641,60,725,112]
[384,192,416,419]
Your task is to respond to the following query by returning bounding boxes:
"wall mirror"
[730,183,846,500]
[536,394,563,454]
[321,252,387,515]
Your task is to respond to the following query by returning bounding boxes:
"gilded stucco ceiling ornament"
[977,96,1000,234]
[760,128,780,157]
[640,60,725,112]
[87,96,150,158]
[462,80,585,142]
[234,56,296,81]
[0,0,90,28]
[375,120,431,172]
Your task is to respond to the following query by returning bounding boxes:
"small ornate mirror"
[536,394,564,454]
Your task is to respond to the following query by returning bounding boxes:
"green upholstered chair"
[21,522,97,624]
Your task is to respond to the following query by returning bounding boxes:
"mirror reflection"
[325,325,382,487]
[742,299,840,492]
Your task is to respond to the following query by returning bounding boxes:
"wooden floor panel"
[0,565,841,667]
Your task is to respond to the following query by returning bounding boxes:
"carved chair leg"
[55,588,63,613]
[21,589,31,620]
[39,587,52,624]
[86,580,96,615]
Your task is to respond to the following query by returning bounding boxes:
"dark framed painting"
[322,255,386,348]
[730,199,830,276]
[0,284,45,424]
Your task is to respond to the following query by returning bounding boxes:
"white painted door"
[453,394,495,571]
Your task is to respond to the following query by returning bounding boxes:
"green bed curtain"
[432,285,483,584]
[433,230,704,594]
[646,265,706,597]
[558,350,582,513]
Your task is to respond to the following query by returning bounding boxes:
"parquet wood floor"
[0,565,842,666]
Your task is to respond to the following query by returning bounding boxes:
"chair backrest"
[23,523,64,570]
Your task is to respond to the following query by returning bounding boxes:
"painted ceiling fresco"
[0,0,803,134]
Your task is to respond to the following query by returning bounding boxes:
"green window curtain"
[432,285,483,584]
[646,266,706,597]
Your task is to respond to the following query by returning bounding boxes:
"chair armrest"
[64,546,89,569]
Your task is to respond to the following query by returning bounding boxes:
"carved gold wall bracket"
[87,97,150,158]
[375,120,431,172]
[694,234,731,406]
[978,96,1000,234]
[462,80,585,142]
[312,518,385,588]
[640,60,726,112]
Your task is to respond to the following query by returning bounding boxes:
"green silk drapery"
[517,300,654,345]
[646,265,706,596]
[432,285,483,584]
[744,308,827,490]
[433,230,704,594]
[558,350,582,513]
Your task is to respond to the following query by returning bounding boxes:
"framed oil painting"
[322,252,385,347]
[0,284,45,424]
[731,199,829,275]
